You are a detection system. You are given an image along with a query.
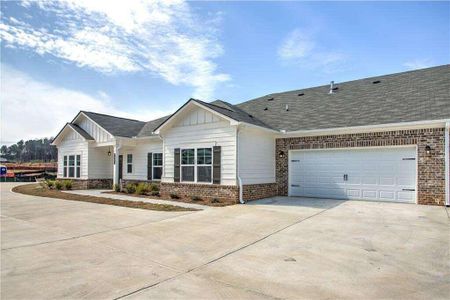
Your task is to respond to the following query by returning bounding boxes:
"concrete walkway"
[63,189,210,210]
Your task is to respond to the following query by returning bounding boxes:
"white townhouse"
[53,65,450,206]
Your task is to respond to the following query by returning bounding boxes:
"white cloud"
[0,0,229,99]
[0,65,173,144]
[403,59,434,70]
[277,28,346,70]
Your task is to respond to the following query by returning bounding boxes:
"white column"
[113,144,121,187]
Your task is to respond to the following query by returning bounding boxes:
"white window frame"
[152,152,163,181]
[180,147,213,184]
[63,154,81,178]
[127,153,133,174]
[181,148,195,182]
[196,148,213,183]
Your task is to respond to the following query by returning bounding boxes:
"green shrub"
[170,193,179,199]
[125,183,136,194]
[54,180,63,190]
[113,184,120,192]
[136,182,151,195]
[150,191,160,197]
[45,179,55,189]
[63,180,72,190]
[191,196,202,201]
[150,183,159,192]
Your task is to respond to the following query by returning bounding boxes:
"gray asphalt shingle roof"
[194,99,275,129]
[237,65,450,131]
[68,124,94,140]
[136,115,171,137]
[81,111,146,138]
[71,65,450,138]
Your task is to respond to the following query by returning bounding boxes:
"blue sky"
[1,1,449,144]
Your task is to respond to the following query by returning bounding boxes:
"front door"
[118,155,123,181]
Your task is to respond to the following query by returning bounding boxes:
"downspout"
[445,121,450,206]
[236,125,244,204]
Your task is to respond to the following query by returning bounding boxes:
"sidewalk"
[63,189,210,210]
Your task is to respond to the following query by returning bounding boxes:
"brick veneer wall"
[120,179,160,191]
[242,183,278,201]
[160,182,239,204]
[276,128,446,206]
[65,178,113,190]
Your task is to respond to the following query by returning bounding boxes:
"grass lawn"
[12,184,198,212]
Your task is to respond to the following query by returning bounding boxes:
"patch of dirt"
[12,184,198,212]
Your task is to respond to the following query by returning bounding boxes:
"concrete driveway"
[1,183,449,299]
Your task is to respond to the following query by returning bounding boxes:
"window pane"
[181,166,194,181]
[197,166,212,182]
[76,155,81,166]
[127,154,133,163]
[197,148,212,165]
[153,167,162,180]
[181,149,194,164]
[63,156,67,166]
[153,153,163,166]
[63,167,67,177]
[127,164,132,173]
[69,155,75,166]
[76,167,80,178]
[69,166,75,177]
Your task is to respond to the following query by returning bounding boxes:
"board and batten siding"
[76,114,114,143]
[56,132,89,179]
[238,126,276,184]
[122,140,163,181]
[88,146,113,179]
[162,107,237,185]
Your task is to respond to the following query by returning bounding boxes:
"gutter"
[445,121,450,206]
[236,125,244,204]
[280,119,449,138]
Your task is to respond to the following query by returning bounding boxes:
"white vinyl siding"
[238,126,276,184]
[122,140,163,181]
[57,139,88,179]
[76,114,114,143]
[88,145,113,179]
[163,120,237,185]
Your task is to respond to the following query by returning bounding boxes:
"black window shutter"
[174,148,180,182]
[147,152,152,180]
[213,146,221,184]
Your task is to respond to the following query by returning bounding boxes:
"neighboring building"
[52,65,450,206]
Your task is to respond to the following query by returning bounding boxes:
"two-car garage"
[288,146,417,203]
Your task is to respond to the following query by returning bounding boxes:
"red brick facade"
[68,179,113,190]
[242,183,278,201]
[160,182,239,204]
[276,128,447,206]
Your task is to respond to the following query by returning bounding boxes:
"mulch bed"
[103,191,235,207]
[12,184,198,212]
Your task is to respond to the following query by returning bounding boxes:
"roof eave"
[279,119,450,138]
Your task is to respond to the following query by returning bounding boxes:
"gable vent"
[298,93,304,96]
[285,104,289,111]
[372,80,381,84]
[267,97,274,101]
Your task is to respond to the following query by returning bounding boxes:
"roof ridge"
[81,111,145,123]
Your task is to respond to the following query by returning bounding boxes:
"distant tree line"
[1,138,57,162]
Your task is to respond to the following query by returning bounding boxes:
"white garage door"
[289,147,417,203]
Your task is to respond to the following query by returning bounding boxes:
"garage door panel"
[289,147,416,203]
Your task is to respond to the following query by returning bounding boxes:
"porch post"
[113,143,121,188]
